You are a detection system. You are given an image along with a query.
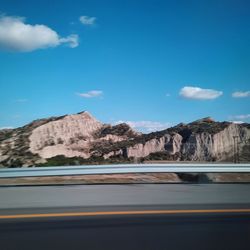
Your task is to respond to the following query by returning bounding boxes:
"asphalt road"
[1,184,250,211]
[0,213,250,250]
[0,184,250,250]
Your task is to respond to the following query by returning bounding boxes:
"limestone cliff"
[0,112,249,167]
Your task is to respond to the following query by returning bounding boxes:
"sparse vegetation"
[98,123,137,138]
[0,129,14,142]
[145,151,181,161]
[37,154,133,167]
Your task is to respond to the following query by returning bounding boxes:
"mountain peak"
[68,111,98,122]
[76,111,95,119]
[191,117,215,124]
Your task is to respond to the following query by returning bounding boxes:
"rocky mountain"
[0,111,249,167]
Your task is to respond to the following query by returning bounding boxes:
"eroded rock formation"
[0,112,249,167]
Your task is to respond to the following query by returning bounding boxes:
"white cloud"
[76,90,103,98]
[0,16,79,52]
[229,114,250,120]
[232,91,250,98]
[165,93,171,97]
[59,34,79,48]
[0,126,13,130]
[179,86,223,100]
[230,121,244,124]
[79,16,96,25]
[115,120,171,133]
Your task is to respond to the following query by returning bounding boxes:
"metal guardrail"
[0,164,250,178]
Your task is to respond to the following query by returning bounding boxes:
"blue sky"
[0,0,249,132]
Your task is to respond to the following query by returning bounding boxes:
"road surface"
[0,184,250,249]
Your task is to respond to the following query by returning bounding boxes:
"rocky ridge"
[0,112,249,167]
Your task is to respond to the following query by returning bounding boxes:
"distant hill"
[0,111,249,167]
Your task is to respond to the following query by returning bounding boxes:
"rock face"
[0,111,249,167]
[180,123,249,161]
[29,112,103,159]
[123,133,182,159]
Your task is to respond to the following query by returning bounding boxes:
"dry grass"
[1,173,249,186]
[0,173,180,186]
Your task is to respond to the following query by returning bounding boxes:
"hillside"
[0,112,249,167]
